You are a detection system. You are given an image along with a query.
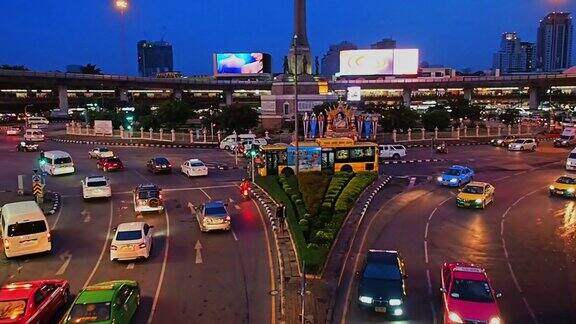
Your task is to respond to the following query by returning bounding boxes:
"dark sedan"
[357,250,407,317]
[147,157,172,174]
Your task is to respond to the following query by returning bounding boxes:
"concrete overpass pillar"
[529,88,539,110]
[58,85,68,113]
[119,89,129,103]
[402,89,412,108]
[463,88,473,101]
[174,89,182,101]
[224,91,233,106]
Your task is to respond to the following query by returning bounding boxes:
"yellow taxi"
[549,175,576,198]
[456,181,495,209]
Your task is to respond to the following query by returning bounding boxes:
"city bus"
[257,138,378,176]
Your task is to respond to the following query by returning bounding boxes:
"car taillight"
[168,164,172,168]
[47,232,51,242]
[4,239,9,249]
[110,245,117,251]
[139,243,147,249]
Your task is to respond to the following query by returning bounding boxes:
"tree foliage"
[448,98,483,123]
[500,109,520,125]
[155,100,195,129]
[217,104,259,133]
[380,105,419,132]
[422,107,451,131]
[80,64,102,75]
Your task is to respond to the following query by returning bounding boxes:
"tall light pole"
[114,0,129,74]
[293,34,300,177]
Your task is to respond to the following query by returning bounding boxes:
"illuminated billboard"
[214,53,271,76]
[339,49,419,76]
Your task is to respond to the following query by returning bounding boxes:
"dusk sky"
[0,0,574,75]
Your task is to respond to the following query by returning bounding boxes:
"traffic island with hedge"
[257,170,378,274]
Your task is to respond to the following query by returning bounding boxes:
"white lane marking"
[426,269,432,295]
[83,201,114,288]
[234,204,241,210]
[424,241,429,264]
[146,204,171,324]
[408,177,417,189]
[228,198,235,203]
[249,199,276,324]
[429,301,438,324]
[126,263,135,270]
[514,171,527,176]
[500,189,540,324]
[199,188,212,199]
[494,175,511,182]
[50,197,64,230]
[194,240,203,264]
[61,184,239,199]
[231,229,239,242]
[55,251,72,275]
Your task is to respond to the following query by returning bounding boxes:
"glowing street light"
[115,0,128,13]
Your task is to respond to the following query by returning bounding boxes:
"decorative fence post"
[203,128,207,142]
[464,126,468,138]
[217,130,222,143]
[159,128,164,141]
[392,129,397,143]
[119,126,124,139]
[434,127,438,140]
[518,124,522,135]
[475,125,479,137]
[421,128,426,140]
[407,128,412,141]
[149,128,153,140]
[507,125,512,135]
[190,130,194,143]
[456,127,461,139]
[171,129,176,142]
[451,126,454,138]
[527,124,532,134]
[487,126,491,136]
[140,127,144,139]
[498,126,502,136]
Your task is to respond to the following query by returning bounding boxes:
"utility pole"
[293,34,300,177]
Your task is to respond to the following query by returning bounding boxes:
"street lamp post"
[114,0,129,74]
[293,35,300,177]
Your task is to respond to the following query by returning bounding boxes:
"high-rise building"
[320,41,357,77]
[537,12,573,72]
[520,42,537,71]
[137,40,174,77]
[371,38,397,49]
[493,32,530,74]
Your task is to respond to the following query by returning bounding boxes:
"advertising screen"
[214,53,271,76]
[339,49,419,76]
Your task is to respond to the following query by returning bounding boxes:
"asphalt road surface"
[335,141,576,324]
[0,133,274,324]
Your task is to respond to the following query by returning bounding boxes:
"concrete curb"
[49,137,219,149]
[44,191,61,216]
[381,158,446,165]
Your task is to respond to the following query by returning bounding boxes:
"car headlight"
[550,185,555,190]
[497,140,503,144]
[392,308,403,316]
[568,188,575,193]
[448,311,464,323]
[358,296,373,304]
[475,198,483,204]
[450,178,458,183]
[489,316,501,324]
[388,298,402,306]
[437,176,443,182]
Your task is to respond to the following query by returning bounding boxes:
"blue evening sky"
[0,0,573,75]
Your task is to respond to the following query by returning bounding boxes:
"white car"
[379,144,407,160]
[567,148,576,170]
[508,138,537,151]
[110,222,153,261]
[82,176,112,200]
[181,159,208,177]
[6,127,21,135]
[89,147,114,159]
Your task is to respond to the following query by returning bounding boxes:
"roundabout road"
[340,142,576,323]
[0,133,274,324]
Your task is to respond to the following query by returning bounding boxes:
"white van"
[24,129,44,142]
[379,144,407,159]
[219,133,257,150]
[1,201,51,258]
[40,150,75,175]
[567,148,576,170]
[27,116,49,127]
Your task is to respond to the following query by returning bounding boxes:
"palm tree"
[80,64,102,75]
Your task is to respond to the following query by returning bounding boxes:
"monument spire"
[288,0,312,75]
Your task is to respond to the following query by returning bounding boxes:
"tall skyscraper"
[537,12,573,72]
[287,0,312,75]
[520,42,537,71]
[137,40,174,77]
[371,38,397,49]
[320,41,357,77]
[493,32,530,74]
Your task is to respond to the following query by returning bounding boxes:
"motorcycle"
[436,144,448,154]
[241,188,250,200]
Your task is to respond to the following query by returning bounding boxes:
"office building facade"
[493,32,536,73]
[537,12,573,72]
[137,40,174,77]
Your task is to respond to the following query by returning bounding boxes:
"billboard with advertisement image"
[339,49,419,76]
[214,53,271,76]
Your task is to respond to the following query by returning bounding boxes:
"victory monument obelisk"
[288,0,312,75]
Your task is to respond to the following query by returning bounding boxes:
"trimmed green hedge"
[298,172,331,218]
[335,171,378,216]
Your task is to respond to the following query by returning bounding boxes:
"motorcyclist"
[240,178,250,194]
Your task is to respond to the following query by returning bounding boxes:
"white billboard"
[347,87,362,101]
[94,120,113,136]
[339,49,419,76]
